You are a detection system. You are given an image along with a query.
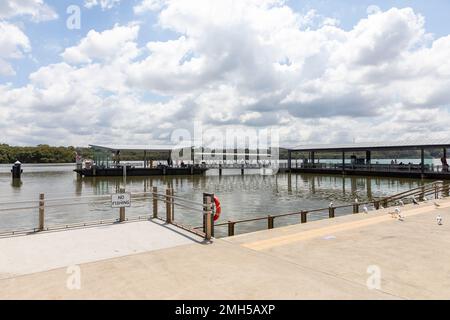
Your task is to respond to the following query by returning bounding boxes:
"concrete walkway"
[0,219,202,280]
[1,199,450,299]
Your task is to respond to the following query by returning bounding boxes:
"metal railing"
[0,188,216,241]
[288,162,450,173]
[193,181,446,238]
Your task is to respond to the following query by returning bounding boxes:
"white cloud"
[134,0,166,14]
[3,2,450,146]
[61,24,140,64]
[0,21,31,76]
[84,0,121,10]
[0,0,58,22]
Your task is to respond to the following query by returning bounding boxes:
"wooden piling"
[301,211,307,224]
[329,206,335,218]
[228,221,235,237]
[152,186,158,218]
[203,193,213,241]
[268,216,274,229]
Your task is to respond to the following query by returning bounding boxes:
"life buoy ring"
[214,196,222,221]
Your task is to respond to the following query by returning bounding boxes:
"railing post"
[166,188,172,223]
[203,193,214,241]
[228,221,235,237]
[268,216,274,229]
[119,188,126,222]
[171,188,175,221]
[39,193,45,231]
[374,201,380,210]
[301,211,307,224]
[329,206,335,219]
[152,186,158,218]
[353,203,359,214]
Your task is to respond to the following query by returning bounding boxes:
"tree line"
[0,144,92,164]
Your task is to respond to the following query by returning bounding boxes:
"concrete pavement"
[1,199,450,299]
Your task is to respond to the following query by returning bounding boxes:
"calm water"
[0,163,435,237]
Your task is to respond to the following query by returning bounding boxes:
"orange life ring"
[214,196,222,221]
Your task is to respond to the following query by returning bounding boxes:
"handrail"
[203,181,448,235]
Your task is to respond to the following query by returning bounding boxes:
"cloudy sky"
[1,0,450,147]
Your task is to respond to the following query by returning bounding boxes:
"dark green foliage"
[0,144,90,164]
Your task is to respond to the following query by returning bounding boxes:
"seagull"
[355,198,359,204]
[363,206,369,214]
[396,208,405,221]
[329,202,334,208]
[434,202,441,209]
[437,215,443,225]
[398,200,405,207]
[423,196,429,202]
[412,197,420,205]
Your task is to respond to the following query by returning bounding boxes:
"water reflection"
[0,163,437,237]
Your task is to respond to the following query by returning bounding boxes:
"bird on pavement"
[437,215,443,225]
[397,208,405,221]
[363,206,369,214]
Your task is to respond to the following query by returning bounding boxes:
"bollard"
[329,206,335,218]
[152,186,158,218]
[11,161,22,180]
[228,221,235,237]
[353,203,359,214]
[301,211,307,224]
[268,216,274,229]
[119,188,126,222]
[166,189,172,223]
[203,193,214,241]
[39,193,45,231]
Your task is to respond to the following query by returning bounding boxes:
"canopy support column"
[421,148,425,174]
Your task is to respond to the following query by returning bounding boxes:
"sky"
[1,0,450,147]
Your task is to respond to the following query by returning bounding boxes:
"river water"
[0,162,437,237]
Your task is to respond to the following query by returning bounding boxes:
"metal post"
[171,188,175,221]
[288,150,292,171]
[122,165,127,187]
[152,186,158,218]
[268,216,274,229]
[301,211,307,224]
[421,148,425,174]
[39,193,45,231]
[119,188,126,222]
[353,203,359,214]
[166,189,172,223]
[228,221,235,237]
[203,193,214,241]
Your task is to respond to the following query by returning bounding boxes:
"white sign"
[111,193,131,208]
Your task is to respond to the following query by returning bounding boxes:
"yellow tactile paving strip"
[242,201,448,251]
